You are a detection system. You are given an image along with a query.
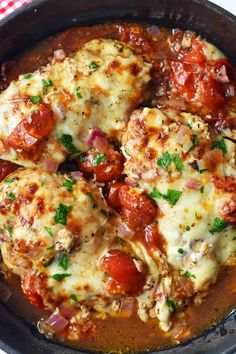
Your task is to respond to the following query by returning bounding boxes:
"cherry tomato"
[0,160,19,182]
[144,224,166,253]
[101,249,146,295]
[107,182,125,209]
[21,272,45,309]
[6,104,54,152]
[119,185,157,228]
[78,149,123,183]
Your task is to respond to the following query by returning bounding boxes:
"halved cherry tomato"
[107,182,125,209]
[78,149,123,183]
[144,224,166,253]
[101,249,146,295]
[0,160,19,182]
[119,185,157,228]
[21,272,45,309]
[6,104,54,152]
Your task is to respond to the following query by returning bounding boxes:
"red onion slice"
[71,171,83,180]
[46,312,68,332]
[119,222,135,238]
[86,129,105,146]
[59,303,77,319]
[42,158,59,172]
[186,179,201,190]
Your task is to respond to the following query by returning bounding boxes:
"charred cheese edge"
[0,39,151,168]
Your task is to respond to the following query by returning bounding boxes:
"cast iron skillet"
[0,0,236,353]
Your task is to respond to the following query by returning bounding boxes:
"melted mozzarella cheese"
[122,107,236,294]
[0,39,151,168]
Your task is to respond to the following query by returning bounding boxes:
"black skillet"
[0,0,235,353]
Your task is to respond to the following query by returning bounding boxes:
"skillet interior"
[0,0,235,353]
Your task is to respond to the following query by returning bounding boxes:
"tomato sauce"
[0,22,236,353]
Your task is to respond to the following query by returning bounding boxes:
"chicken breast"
[0,39,151,169]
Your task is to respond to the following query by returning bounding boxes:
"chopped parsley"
[63,178,76,192]
[232,236,236,241]
[149,187,182,206]
[70,294,78,303]
[211,138,227,155]
[23,73,33,79]
[44,226,53,237]
[200,186,204,193]
[186,225,191,231]
[52,273,71,281]
[7,192,15,202]
[189,134,199,151]
[54,203,73,225]
[78,154,86,163]
[86,192,96,203]
[44,257,55,268]
[171,153,184,171]
[184,270,196,279]
[178,248,184,255]
[47,245,55,250]
[58,254,69,271]
[93,153,107,166]
[59,134,79,153]
[7,223,13,242]
[166,299,175,310]
[42,78,53,94]
[89,62,99,69]
[30,95,42,104]
[157,152,172,170]
[209,217,228,234]
[4,178,14,184]
[75,86,82,99]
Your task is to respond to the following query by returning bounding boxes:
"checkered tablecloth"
[0,0,32,20]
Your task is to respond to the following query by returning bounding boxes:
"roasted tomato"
[101,249,146,295]
[5,104,54,158]
[21,272,45,309]
[219,196,236,224]
[107,182,125,209]
[119,185,157,228]
[170,60,225,111]
[212,176,236,193]
[0,160,19,182]
[144,223,166,253]
[78,149,123,183]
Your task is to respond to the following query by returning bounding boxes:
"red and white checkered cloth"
[0,0,33,20]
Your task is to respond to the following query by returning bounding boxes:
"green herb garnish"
[200,186,204,193]
[186,225,191,231]
[30,96,42,104]
[93,153,107,166]
[149,188,182,206]
[178,248,184,255]
[157,152,172,170]
[5,178,14,184]
[54,203,73,225]
[7,224,13,242]
[189,134,199,151]
[171,153,184,171]
[209,217,228,234]
[89,62,99,69]
[75,86,82,99]
[59,134,79,153]
[7,192,15,202]
[47,245,55,250]
[70,294,78,303]
[63,178,76,192]
[44,226,53,237]
[23,73,33,79]
[184,271,196,279]
[58,254,69,271]
[42,79,53,95]
[44,257,55,268]
[166,299,175,310]
[211,139,227,155]
[52,273,71,281]
[86,192,95,203]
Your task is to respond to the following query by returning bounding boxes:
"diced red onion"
[46,313,68,332]
[119,297,135,317]
[53,49,66,61]
[186,179,201,190]
[119,222,135,238]
[93,136,110,154]
[86,129,105,147]
[148,25,160,36]
[59,303,77,319]
[124,177,137,186]
[0,283,12,303]
[225,85,235,97]
[216,65,230,83]
[176,125,192,144]
[42,158,59,172]
[71,171,83,180]
[141,170,157,181]
[24,133,38,147]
